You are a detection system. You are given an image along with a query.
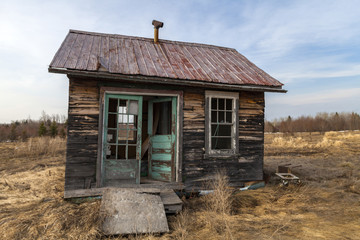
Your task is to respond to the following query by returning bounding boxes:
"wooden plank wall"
[65,78,99,190]
[64,78,264,191]
[182,89,264,190]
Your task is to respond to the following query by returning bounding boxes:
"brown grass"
[0,137,103,240]
[1,131,360,239]
[13,136,66,158]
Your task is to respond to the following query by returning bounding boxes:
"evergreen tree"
[49,120,58,137]
[9,123,17,141]
[38,122,47,136]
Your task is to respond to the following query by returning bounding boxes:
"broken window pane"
[109,98,118,112]
[117,145,126,159]
[108,113,117,128]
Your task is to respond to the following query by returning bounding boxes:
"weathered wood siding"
[64,77,264,191]
[65,78,99,190]
[182,89,264,190]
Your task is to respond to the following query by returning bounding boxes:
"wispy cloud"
[268,88,360,106]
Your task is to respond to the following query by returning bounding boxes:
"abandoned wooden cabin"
[48,23,285,197]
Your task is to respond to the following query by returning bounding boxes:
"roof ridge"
[69,29,236,51]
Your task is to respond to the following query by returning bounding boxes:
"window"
[205,91,239,156]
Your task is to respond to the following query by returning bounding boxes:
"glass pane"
[118,114,137,125]
[117,145,126,159]
[218,111,225,123]
[226,99,232,110]
[118,106,126,115]
[108,113,117,128]
[212,124,231,136]
[211,124,219,136]
[106,145,116,159]
[211,110,217,123]
[218,98,225,110]
[226,112,232,123]
[109,98,118,112]
[107,129,116,143]
[129,100,138,115]
[218,125,231,136]
[128,115,135,124]
[211,98,217,110]
[212,137,231,150]
[128,145,137,159]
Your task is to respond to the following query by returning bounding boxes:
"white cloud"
[268,88,360,106]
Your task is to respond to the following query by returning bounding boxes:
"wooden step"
[160,190,183,214]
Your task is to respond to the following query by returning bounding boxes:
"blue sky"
[0,0,359,123]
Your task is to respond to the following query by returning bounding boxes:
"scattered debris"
[240,181,265,191]
[275,173,301,186]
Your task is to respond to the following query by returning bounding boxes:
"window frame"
[205,91,239,157]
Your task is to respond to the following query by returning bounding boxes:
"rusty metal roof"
[49,30,284,88]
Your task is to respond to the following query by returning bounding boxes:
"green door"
[103,94,142,186]
[148,97,177,182]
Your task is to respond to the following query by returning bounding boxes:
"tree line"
[265,112,360,133]
[0,111,67,142]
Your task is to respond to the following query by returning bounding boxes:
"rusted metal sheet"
[49,29,283,87]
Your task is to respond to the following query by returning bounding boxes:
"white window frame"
[205,91,239,156]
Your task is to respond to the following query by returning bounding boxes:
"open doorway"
[102,93,177,187]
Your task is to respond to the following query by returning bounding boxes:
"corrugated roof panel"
[132,39,149,76]
[49,30,284,88]
[162,43,187,79]
[124,39,140,75]
[87,35,101,71]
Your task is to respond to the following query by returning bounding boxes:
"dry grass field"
[0,132,360,239]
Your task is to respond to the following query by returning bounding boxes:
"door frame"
[97,87,183,187]
[102,93,143,186]
[148,96,177,182]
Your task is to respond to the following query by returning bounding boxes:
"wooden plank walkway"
[64,187,183,214]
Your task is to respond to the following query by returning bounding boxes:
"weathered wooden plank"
[64,187,162,199]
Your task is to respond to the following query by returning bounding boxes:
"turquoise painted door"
[103,94,142,186]
[148,97,177,182]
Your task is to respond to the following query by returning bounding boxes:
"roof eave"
[48,67,287,93]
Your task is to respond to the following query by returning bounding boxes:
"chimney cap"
[152,20,164,29]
